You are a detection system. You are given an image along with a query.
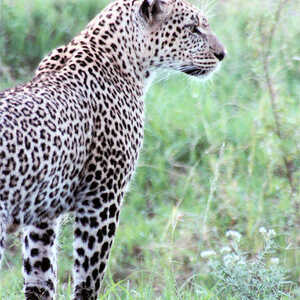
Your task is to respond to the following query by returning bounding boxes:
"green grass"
[0,0,300,299]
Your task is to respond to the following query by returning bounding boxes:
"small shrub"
[202,229,294,300]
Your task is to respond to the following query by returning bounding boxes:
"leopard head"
[137,0,226,78]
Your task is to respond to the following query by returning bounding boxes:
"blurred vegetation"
[0,0,300,299]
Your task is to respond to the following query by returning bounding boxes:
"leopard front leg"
[22,220,60,300]
[72,191,122,300]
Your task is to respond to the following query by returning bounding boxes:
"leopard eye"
[185,24,201,35]
[190,25,199,34]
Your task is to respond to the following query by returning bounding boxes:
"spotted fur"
[0,0,225,299]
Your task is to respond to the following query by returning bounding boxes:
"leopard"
[0,0,226,299]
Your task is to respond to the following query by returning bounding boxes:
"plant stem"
[260,0,296,196]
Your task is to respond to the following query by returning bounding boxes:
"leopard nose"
[214,50,226,61]
[207,33,226,61]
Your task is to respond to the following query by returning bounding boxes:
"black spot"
[90,217,99,228]
[87,190,98,197]
[85,175,93,183]
[108,223,116,238]
[88,164,97,172]
[31,248,39,257]
[100,242,109,259]
[107,168,114,178]
[107,179,113,190]
[24,236,29,248]
[90,181,98,190]
[99,262,105,273]
[75,259,80,267]
[92,197,102,209]
[83,256,89,272]
[96,230,103,243]
[47,279,55,291]
[29,232,39,242]
[82,231,89,242]
[46,229,54,236]
[75,228,82,237]
[88,236,96,250]
[41,257,51,272]
[86,275,91,288]
[102,226,107,236]
[109,192,114,201]
[95,278,100,291]
[24,258,32,274]
[80,217,89,226]
[77,248,85,257]
[90,252,99,266]
[100,208,108,221]
[41,233,51,246]
[70,64,77,70]
[109,204,117,218]
[95,170,102,180]
[102,193,108,203]
[92,268,99,280]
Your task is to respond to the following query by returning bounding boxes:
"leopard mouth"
[182,67,214,77]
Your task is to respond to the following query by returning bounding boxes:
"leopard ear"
[139,0,165,25]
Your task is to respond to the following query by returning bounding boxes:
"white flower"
[259,227,276,239]
[200,250,216,258]
[220,246,231,254]
[223,254,239,266]
[270,257,279,265]
[226,230,242,242]
[268,229,276,238]
[259,227,267,235]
